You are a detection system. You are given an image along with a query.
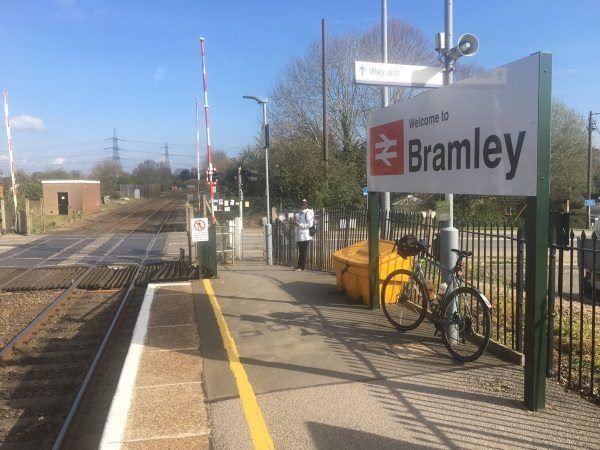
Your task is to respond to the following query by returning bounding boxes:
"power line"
[18,139,106,152]
[118,148,194,158]
[121,138,195,148]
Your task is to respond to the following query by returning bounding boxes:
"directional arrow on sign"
[374,133,398,167]
[359,66,366,76]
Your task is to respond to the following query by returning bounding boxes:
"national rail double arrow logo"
[370,119,404,176]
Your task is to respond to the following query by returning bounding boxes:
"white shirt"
[295,208,314,242]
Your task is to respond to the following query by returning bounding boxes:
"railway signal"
[243,169,259,185]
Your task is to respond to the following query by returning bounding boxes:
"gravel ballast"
[0,290,61,348]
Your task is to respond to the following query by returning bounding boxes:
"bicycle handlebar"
[394,238,466,275]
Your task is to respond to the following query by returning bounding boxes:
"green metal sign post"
[197,223,217,279]
[368,191,381,310]
[524,52,552,411]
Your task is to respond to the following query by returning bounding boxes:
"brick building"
[42,180,101,216]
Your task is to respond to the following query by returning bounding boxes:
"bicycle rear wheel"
[381,269,427,331]
[439,286,491,362]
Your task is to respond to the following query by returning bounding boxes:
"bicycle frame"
[409,255,461,308]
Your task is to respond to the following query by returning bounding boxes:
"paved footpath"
[196,262,600,449]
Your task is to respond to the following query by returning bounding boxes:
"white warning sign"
[191,217,209,242]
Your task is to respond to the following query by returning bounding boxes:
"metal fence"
[272,205,598,400]
[273,206,369,272]
[548,231,599,399]
[215,222,236,265]
[120,184,161,198]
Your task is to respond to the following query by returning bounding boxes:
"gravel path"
[0,290,61,348]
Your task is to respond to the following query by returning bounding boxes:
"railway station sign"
[367,54,542,196]
[191,217,209,242]
[354,61,443,88]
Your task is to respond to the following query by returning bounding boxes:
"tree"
[259,20,439,208]
[131,160,173,191]
[237,134,363,210]
[271,19,436,153]
[207,150,237,197]
[30,169,72,180]
[175,168,192,181]
[224,20,484,209]
[549,99,588,206]
[91,160,127,198]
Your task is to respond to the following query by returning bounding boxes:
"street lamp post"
[243,95,272,265]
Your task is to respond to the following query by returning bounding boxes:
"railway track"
[55,195,185,235]
[0,195,193,449]
[0,195,186,291]
[0,262,195,292]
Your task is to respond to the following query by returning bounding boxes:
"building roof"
[41,180,100,184]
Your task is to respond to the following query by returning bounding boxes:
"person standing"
[294,198,314,271]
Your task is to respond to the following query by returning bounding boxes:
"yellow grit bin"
[332,239,413,306]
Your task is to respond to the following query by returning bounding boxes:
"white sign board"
[367,54,540,196]
[190,217,209,242]
[355,61,444,88]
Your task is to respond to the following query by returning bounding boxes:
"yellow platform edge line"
[202,279,275,450]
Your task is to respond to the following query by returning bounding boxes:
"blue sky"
[1,0,599,174]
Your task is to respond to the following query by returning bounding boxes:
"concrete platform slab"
[148,307,196,327]
[145,324,199,350]
[123,383,208,441]
[137,349,203,387]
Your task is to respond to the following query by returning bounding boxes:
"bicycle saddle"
[451,249,473,258]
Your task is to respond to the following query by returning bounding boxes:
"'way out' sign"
[355,61,444,88]
[367,54,541,196]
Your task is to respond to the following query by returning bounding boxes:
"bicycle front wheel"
[439,287,491,362]
[381,269,427,331]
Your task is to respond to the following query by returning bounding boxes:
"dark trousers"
[297,240,309,269]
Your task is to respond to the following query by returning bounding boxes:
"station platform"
[101,263,600,449]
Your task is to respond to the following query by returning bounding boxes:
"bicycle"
[381,235,492,362]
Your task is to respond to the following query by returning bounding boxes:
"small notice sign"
[584,199,596,207]
[191,217,209,242]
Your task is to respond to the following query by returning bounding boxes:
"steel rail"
[0,196,181,361]
[51,202,179,450]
